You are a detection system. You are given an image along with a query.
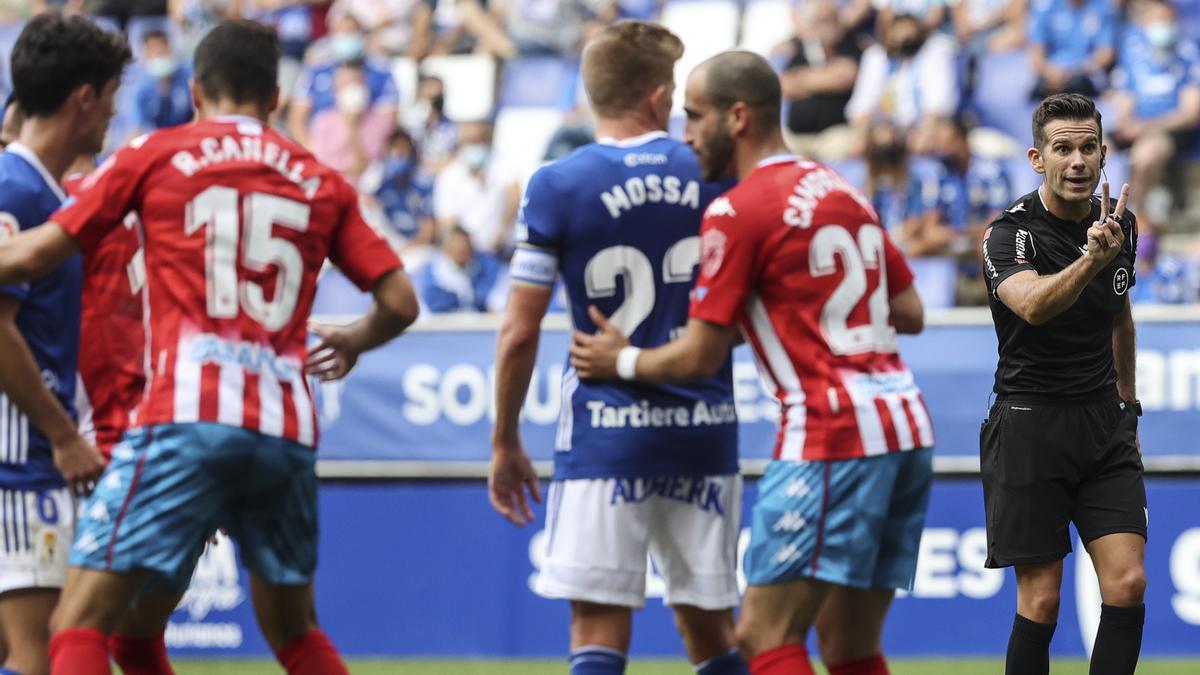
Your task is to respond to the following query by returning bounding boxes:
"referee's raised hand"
[1085,181,1129,265]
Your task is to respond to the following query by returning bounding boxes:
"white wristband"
[616,346,642,381]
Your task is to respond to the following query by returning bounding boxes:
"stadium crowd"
[0,0,1197,312]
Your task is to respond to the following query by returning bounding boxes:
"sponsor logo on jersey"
[1014,229,1035,264]
[700,228,728,278]
[1007,202,1026,213]
[1114,267,1130,295]
[622,152,668,168]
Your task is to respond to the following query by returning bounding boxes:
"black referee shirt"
[981,189,1138,400]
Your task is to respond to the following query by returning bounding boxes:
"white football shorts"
[534,474,742,609]
[0,486,74,594]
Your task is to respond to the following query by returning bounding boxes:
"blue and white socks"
[569,645,627,674]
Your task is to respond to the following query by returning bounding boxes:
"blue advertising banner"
[166,478,1200,657]
[313,313,1200,461]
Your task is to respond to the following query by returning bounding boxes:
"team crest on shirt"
[1113,267,1130,295]
[0,212,18,242]
[700,228,728,277]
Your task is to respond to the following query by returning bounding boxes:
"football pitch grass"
[170,659,1200,674]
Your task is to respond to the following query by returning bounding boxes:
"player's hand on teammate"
[306,321,362,381]
[1085,182,1129,267]
[488,442,543,526]
[569,306,630,380]
[53,433,106,497]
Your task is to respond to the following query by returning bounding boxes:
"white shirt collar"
[6,142,67,202]
[596,130,669,148]
[756,153,799,168]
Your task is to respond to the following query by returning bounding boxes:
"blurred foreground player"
[0,20,420,675]
[0,13,128,675]
[490,21,748,675]
[979,93,1145,675]
[570,51,933,675]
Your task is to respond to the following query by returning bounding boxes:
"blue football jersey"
[0,143,79,490]
[510,132,739,480]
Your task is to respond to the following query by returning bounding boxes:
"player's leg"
[650,474,746,674]
[0,588,58,675]
[569,601,633,674]
[229,433,347,675]
[814,447,934,675]
[108,584,185,675]
[740,459,867,674]
[1009,561,1063,675]
[48,567,152,675]
[535,478,654,674]
[1075,398,1147,675]
[0,485,75,675]
[51,425,225,674]
[813,587,894,674]
[980,401,1079,675]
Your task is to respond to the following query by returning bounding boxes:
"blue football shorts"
[743,447,933,590]
[71,422,318,587]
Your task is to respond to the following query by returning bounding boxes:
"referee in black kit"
[980,93,1146,675]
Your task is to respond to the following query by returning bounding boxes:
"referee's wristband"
[616,346,642,381]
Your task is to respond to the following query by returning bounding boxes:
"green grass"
[167,659,1200,674]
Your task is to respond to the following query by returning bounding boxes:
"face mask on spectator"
[871,142,905,165]
[146,57,175,79]
[336,83,369,114]
[896,37,924,58]
[1144,22,1178,50]
[331,33,366,63]
[461,143,490,171]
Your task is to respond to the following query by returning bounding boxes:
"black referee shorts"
[979,395,1147,569]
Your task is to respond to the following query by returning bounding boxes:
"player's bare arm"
[306,268,420,381]
[570,306,739,383]
[890,285,925,335]
[1112,295,1137,404]
[489,283,552,526]
[0,221,78,286]
[996,182,1128,325]
[0,297,104,494]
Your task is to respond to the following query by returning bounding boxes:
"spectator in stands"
[88,0,167,29]
[1111,0,1200,230]
[845,13,958,151]
[433,120,521,256]
[248,1,324,110]
[863,118,917,235]
[1027,0,1117,99]
[419,225,504,312]
[360,129,437,249]
[428,0,517,57]
[951,0,1026,53]
[899,116,1011,259]
[169,0,239,54]
[406,74,458,173]
[872,0,947,34]
[133,30,193,132]
[778,0,861,161]
[288,10,398,177]
[330,0,434,57]
[497,0,616,57]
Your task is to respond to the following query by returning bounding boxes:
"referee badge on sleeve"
[1113,267,1130,295]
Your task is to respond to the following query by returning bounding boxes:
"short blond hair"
[581,21,684,118]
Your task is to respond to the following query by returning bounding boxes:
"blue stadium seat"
[498,57,580,110]
[973,50,1038,144]
[312,267,376,317]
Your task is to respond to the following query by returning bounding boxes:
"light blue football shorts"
[744,447,933,590]
[71,422,318,587]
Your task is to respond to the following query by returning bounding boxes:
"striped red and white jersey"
[689,156,934,462]
[54,117,402,448]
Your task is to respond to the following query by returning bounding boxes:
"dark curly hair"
[1032,93,1103,150]
[194,20,281,108]
[11,12,131,118]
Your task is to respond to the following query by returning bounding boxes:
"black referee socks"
[1089,603,1146,675]
[1006,613,1056,675]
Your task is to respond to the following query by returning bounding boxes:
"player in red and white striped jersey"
[0,21,419,675]
[571,52,934,675]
